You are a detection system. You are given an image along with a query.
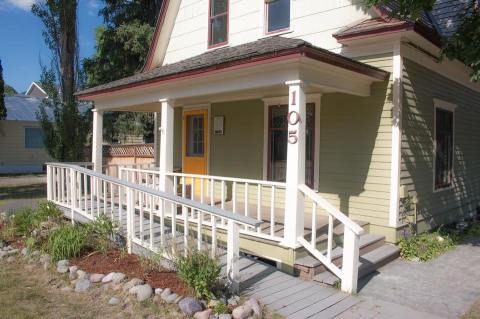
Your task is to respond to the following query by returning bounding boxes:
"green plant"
[399,230,455,262]
[139,253,164,272]
[174,249,221,299]
[83,214,117,253]
[212,301,229,315]
[25,237,36,250]
[47,224,88,262]
[36,201,64,223]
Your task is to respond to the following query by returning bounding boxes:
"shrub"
[212,301,229,315]
[83,214,117,253]
[174,249,221,299]
[399,230,455,262]
[47,224,88,262]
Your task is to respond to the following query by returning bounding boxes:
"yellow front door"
[183,109,208,198]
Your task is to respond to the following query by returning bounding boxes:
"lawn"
[0,174,47,211]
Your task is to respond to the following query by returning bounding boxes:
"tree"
[363,0,480,82]
[82,0,162,143]
[32,1,91,161]
[4,85,17,96]
[0,60,6,120]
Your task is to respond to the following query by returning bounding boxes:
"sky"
[0,0,103,93]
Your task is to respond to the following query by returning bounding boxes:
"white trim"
[432,99,456,193]
[25,82,47,97]
[181,103,211,175]
[262,94,321,190]
[389,42,402,228]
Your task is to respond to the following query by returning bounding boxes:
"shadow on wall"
[318,80,389,218]
[401,59,479,231]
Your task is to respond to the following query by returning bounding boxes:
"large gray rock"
[77,270,89,280]
[136,284,153,302]
[178,297,203,316]
[160,288,172,301]
[194,309,212,319]
[69,266,79,280]
[122,278,144,291]
[89,273,105,283]
[57,265,69,274]
[218,315,232,319]
[57,260,70,268]
[75,279,91,292]
[245,298,261,317]
[232,305,253,319]
[102,272,125,284]
[165,293,178,304]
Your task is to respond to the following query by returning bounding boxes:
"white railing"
[118,167,287,242]
[297,184,364,294]
[46,163,262,292]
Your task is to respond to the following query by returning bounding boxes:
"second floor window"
[266,0,290,33]
[209,0,228,47]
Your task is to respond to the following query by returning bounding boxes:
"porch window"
[265,0,290,34]
[268,104,315,187]
[186,115,205,157]
[434,107,454,190]
[208,0,228,47]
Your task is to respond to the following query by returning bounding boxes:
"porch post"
[282,80,306,248]
[92,109,103,173]
[159,99,174,193]
[153,112,160,167]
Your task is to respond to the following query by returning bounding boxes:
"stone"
[21,247,29,256]
[232,305,253,319]
[160,288,172,301]
[89,273,105,283]
[122,278,144,291]
[228,295,240,306]
[109,297,121,305]
[174,295,183,304]
[69,266,79,280]
[129,285,141,295]
[57,260,70,268]
[75,279,91,292]
[218,315,232,319]
[136,284,153,302]
[77,270,89,280]
[194,309,213,319]
[102,272,125,284]
[245,298,261,317]
[154,288,163,295]
[178,297,203,316]
[57,265,69,274]
[165,293,178,304]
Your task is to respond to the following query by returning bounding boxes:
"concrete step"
[313,244,400,286]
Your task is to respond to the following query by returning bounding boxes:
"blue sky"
[0,0,103,93]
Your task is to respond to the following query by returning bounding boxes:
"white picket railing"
[297,184,364,294]
[118,167,287,242]
[46,163,262,292]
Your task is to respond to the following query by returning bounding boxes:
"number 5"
[288,130,298,144]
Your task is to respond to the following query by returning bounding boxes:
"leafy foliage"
[174,249,221,299]
[399,230,455,262]
[83,214,117,253]
[363,0,480,82]
[0,59,6,120]
[4,84,17,96]
[47,224,88,262]
[212,301,229,315]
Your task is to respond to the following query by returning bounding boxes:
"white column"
[92,109,104,173]
[282,80,306,248]
[153,112,160,167]
[159,99,174,193]
[227,220,240,293]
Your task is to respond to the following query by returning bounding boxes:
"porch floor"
[58,200,360,318]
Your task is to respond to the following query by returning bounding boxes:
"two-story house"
[70,0,480,292]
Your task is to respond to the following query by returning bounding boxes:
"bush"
[212,301,229,315]
[83,214,117,253]
[7,201,64,237]
[174,249,221,299]
[399,230,455,262]
[47,224,88,262]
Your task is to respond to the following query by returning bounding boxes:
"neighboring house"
[0,95,52,173]
[72,0,480,290]
[25,81,48,98]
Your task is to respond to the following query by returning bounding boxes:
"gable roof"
[4,95,51,121]
[25,82,48,98]
[76,36,390,98]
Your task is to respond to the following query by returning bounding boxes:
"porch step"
[313,244,400,286]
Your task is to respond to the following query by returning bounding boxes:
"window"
[265,0,290,34]
[25,127,45,149]
[186,114,205,157]
[208,0,228,47]
[434,107,454,190]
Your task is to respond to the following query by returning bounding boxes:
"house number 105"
[287,110,301,144]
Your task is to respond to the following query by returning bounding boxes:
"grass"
[462,299,480,319]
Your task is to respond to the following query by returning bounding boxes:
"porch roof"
[76,36,389,100]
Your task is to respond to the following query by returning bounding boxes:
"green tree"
[0,60,6,120]
[32,1,91,161]
[363,0,480,81]
[4,84,17,96]
[83,0,162,143]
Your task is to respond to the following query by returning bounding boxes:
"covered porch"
[77,37,390,293]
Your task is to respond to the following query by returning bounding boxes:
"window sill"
[261,29,293,39]
[433,185,454,193]
[207,42,229,50]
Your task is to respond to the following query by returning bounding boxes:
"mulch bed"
[71,250,192,296]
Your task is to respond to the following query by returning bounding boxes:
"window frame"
[264,0,291,35]
[433,98,457,192]
[208,0,229,49]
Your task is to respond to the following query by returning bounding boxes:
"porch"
[74,37,395,293]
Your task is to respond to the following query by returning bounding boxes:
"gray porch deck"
[58,200,360,318]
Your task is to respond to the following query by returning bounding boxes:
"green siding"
[401,59,480,227]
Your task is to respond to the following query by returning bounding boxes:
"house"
[25,81,48,98]
[0,95,52,173]
[58,0,480,293]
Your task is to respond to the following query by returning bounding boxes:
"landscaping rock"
[136,284,153,302]
[89,273,105,283]
[69,266,78,280]
[160,288,172,301]
[77,270,89,280]
[122,278,144,291]
[232,305,253,319]
[57,260,70,268]
[228,295,240,306]
[218,315,232,319]
[21,247,29,256]
[178,297,203,316]
[194,309,212,319]
[165,293,178,304]
[245,298,261,317]
[75,279,91,292]
[57,265,69,274]
[102,272,125,284]
[174,295,183,304]
[109,296,121,305]
[129,285,141,295]
[154,288,163,295]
